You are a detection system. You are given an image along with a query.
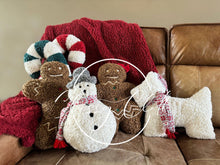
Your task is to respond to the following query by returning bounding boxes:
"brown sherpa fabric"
[22,61,70,150]
[97,63,143,134]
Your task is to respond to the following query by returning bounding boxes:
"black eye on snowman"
[79,85,82,88]
[89,113,94,117]
[87,84,89,87]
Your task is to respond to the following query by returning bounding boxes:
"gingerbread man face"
[97,63,126,83]
[41,61,69,83]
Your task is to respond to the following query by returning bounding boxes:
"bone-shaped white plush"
[131,71,215,139]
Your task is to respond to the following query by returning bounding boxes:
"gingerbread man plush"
[96,63,143,134]
[22,61,70,150]
[22,35,86,149]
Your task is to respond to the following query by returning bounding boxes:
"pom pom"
[54,139,68,149]
[166,129,176,139]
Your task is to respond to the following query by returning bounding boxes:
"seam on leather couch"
[188,158,220,164]
[171,23,220,29]
[141,135,149,157]
[174,139,188,164]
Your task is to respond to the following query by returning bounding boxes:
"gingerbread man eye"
[48,68,51,71]
[58,67,62,70]
[106,69,109,73]
[116,69,120,72]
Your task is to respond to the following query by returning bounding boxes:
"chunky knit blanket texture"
[0,92,41,147]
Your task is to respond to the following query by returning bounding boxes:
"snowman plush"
[54,67,116,153]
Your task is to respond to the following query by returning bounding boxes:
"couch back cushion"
[170,24,220,127]
[141,27,167,80]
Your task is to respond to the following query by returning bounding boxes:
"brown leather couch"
[0,24,219,165]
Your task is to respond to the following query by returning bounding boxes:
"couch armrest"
[0,134,32,165]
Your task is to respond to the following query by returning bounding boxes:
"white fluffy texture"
[66,35,80,50]
[52,39,65,54]
[64,82,116,153]
[131,72,167,107]
[43,42,62,58]
[68,51,85,64]
[131,71,215,139]
[24,59,41,75]
[26,43,41,59]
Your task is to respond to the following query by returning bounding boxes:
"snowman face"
[68,82,97,102]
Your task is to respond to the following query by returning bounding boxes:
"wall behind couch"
[0,0,220,99]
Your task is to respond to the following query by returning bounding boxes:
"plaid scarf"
[146,74,176,139]
[54,95,97,149]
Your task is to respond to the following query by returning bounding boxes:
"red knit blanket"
[0,92,41,147]
[0,18,157,147]
[41,18,157,85]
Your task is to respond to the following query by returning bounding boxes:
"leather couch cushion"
[170,25,220,127]
[0,134,32,165]
[170,65,220,127]
[156,65,166,79]
[142,28,167,84]
[142,27,167,65]
[176,128,220,165]
[18,131,186,165]
[170,24,220,65]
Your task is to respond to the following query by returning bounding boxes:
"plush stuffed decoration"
[96,63,142,134]
[54,67,116,153]
[131,71,216,139]
[24,40,71,78]
[22,61,70,149]
[22,35,86,149]
[24,34,86,78]
[52,34,86,71]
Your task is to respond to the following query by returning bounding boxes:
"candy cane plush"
[52,34,86,71]
[24,40,70,79]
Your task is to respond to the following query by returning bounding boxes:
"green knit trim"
[47,53,68,64]
[24,53,38,62]
[30,71,40,79]
[34,40,49,58]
